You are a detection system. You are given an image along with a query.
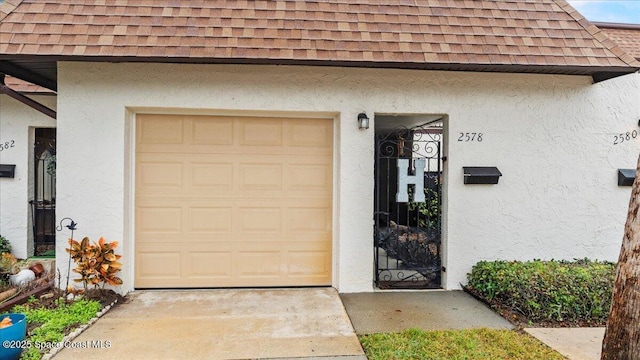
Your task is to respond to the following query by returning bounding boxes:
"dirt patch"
[7,288,125,313]
[84,288,127,308]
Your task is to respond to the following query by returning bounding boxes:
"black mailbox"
[618,169,636,186]
[0,164,16,178]
[463,167,502,184]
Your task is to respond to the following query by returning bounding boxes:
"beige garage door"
[135,114,333,288]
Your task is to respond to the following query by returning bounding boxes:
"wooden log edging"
[0,279,54,313]
[41,297,119,360]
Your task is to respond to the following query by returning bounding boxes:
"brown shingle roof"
[0,0,638,83]
[595,23,640,61]
[3,75,53,94]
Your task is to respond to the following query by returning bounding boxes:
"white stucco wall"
[55,62,640,294]
[0,94,57,259]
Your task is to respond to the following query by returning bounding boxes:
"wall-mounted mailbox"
[618,169,636,186]
[0,164,16,178]
[463,167,502,184]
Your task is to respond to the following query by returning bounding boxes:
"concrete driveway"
[52,288,365,360]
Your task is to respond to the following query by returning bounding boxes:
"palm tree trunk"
[601,155,640,360]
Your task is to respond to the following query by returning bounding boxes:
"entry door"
[135,114,333,288]
[31,128,56,256]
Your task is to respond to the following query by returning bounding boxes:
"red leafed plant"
[66,237,123,290]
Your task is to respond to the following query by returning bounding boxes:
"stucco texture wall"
[56,62,640,293]
[0,94,57,259]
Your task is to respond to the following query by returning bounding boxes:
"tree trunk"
[601,155,640,360]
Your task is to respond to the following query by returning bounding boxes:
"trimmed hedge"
[466,259,615,323]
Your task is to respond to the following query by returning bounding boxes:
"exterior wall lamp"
[358,112,370,129]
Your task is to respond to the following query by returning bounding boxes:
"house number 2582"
[0,140,15,151]
[458,133,483,142]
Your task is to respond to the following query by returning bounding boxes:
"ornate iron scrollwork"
[374,122,443,289]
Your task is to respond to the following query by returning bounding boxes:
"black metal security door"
[30,128,56,256]
[374,123,442,289]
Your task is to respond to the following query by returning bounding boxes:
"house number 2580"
[458,133,483,142]
[613,131,638,145]
[0,140,15,151]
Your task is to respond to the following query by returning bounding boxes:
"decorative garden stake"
[56,217,77,296]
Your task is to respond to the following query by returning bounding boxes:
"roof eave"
[592,22,640,31]
[1,55,637,88]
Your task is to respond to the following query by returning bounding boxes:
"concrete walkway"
[340,290,513,334]
[53,288,365,360]
[50,288,600,359]
[525,327,605,360]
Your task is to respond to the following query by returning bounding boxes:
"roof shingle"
[3,75,53,94]
[0,0,638,79]
[595,23,640,61]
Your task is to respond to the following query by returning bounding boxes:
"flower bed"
[1,289,123,360]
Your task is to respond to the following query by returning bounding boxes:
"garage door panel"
[137,115,184,145]
[137,206,183,233]
[137,161,184,188]
[288,119,333,148]
[237,250,285,278]
[287,207,332,232]
[186,251,233,279]
[238,207,282,232]
[288,163,332,191]
[190,116,234,145]
[238,163,283,190]
[285,241,331,278]
[136,114,332,288]
[239,118,284,146]
[189,207,233,232]
[136,202,332,236]
[287,251,330,277]
[191,162,234,189]
[136,250,182,279]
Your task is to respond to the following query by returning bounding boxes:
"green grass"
[359,328,565,360]
[9,297,102,360]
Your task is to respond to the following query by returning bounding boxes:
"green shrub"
[466,259,615,323]
[0,235,11,254]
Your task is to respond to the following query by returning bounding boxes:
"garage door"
[135,114,333,288]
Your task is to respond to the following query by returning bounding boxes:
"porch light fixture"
[357,112,370,129]
[618,169,636,186]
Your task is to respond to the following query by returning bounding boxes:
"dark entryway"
[374,116,443,289]
[30,128,56,256]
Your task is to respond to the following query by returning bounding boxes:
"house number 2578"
[0,140,15,151]
[458,133,483,142]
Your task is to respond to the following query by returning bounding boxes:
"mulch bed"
[84,288,127,308]
[463,286,606,329]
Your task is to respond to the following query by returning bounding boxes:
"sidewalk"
[342,291,606,360]
[340,291,513,334]
[525,328,605,360]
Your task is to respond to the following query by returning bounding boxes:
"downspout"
[0,73,56,119]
